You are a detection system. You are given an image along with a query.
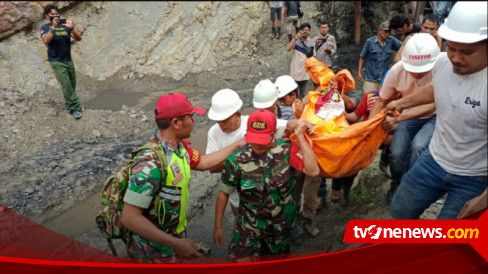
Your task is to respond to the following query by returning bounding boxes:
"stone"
[23,187,35,195]
[92,130,102,137]
[12,127,19,133]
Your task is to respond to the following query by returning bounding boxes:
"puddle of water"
[86,85,200,112]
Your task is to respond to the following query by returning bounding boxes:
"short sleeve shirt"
[360,36,402,82]
[379,61,434,119]
[220,139,300,238]
[284,1,298,16]
[290,38,315,81]
[40,23,72,62]
[354,90,380,121]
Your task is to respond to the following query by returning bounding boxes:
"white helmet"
[438,2,487,43]
[208,88,243,121]
[253,79,278,109]
[401,33,439,73]
[275,75,298,98]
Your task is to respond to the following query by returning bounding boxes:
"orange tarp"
[291,58,388,178]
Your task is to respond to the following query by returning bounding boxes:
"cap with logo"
[379,21,390,30]
[154,93,205,119]
[245,109,277,145]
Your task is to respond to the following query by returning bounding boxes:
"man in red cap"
[121,93,245,260]
[213,109,319,262]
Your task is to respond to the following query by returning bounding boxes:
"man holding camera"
[286,23,315,98]
[41,4,83,119]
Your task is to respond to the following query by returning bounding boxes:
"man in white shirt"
[387,2,487,219]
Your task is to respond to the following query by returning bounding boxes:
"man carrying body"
[121,93,245,259]
[213,109,319,261]
[358,21,402,93]
[370,33,440,204]
[40,4,83,119]
[388,2,487,219]
[313,22,337,69]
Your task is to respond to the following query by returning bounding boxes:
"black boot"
[271,27,276,39]
[288,34,293,42]
[276,27,281,39]
[386,179,400,205]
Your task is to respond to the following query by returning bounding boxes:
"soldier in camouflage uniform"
[121,93,245,260]
[213,109,319,262]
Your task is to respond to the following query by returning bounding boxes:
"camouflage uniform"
[220,139,297,260]
[123,135,200,259]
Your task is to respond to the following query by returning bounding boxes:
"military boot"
[386,179,401,205]
[271,27,276,39]
[299,215,320,237]
[276,27,281,39]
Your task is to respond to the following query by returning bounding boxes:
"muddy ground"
[0,17,442,260]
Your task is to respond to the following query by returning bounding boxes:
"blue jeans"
[389,115,436,181]
[317,178,327,199]
[391,149,487,219]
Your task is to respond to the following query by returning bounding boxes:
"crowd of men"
[41,2,486,263]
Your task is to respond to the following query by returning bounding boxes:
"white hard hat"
[253,79,278,109]
[438,2,487,43]
[208,88,243,121]
[275,75,298,98]
[401,33,439,73]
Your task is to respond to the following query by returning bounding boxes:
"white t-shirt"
[429,53,487,176]
[206,115,289,206]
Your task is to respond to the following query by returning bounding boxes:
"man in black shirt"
[40,4,83,119]
[389,14,421,37]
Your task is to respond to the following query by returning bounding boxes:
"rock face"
[0,1,267,95]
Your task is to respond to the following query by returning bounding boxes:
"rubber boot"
[271,27,276,39]
[288,34,293,42]
[386,179,401,205]
[276,27,281,39]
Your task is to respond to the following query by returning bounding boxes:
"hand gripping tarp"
[291,58,388,178]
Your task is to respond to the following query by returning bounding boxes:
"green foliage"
[355,187,378,208]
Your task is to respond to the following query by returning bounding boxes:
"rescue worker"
[121,93,245,260]
[213,109,320,262]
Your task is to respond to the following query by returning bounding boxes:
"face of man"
[175,114,194,139]
[217,111,241,133]
[421,19,438,36]
[249,133,275,156]
[300,27,310,39]
[378,29,390,41]
[446,40,488,75]
[279,93,296,107]
[395,24,407,35]
[45,9,60,21]
[320,24,329,36]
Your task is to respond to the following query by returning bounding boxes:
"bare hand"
[295,119,313,136]
[382,116,397,131]
[357,72,363,82]
[51,17,59,28]
[386,100,403,113]
[174,238,201,258]
[65,16,75,30]
[295,31,302,40]
[213,227,224,247]
[457,190,488,219]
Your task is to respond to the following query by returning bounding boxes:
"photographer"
[286,23,315,98]
[40,4,83,119]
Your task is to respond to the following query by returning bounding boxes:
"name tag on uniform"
[171,162,181,177]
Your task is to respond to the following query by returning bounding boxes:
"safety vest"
[151,145,191,235]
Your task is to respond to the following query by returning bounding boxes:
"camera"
[59,18,67,24]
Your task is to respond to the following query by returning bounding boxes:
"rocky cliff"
[0,1,267,95]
